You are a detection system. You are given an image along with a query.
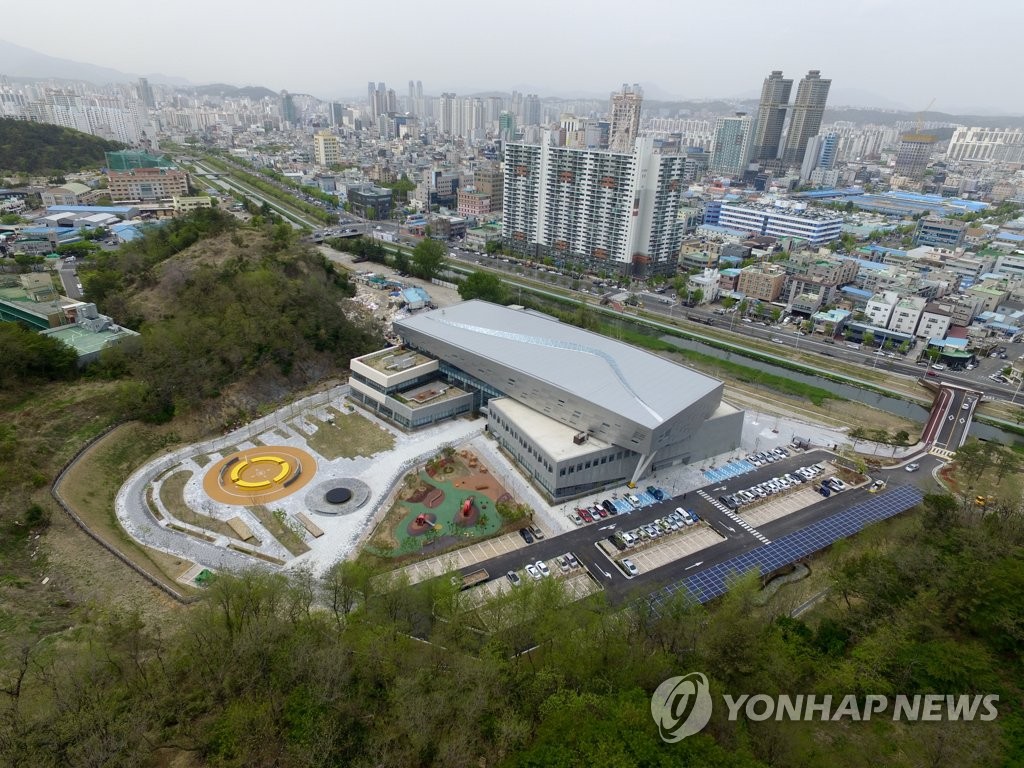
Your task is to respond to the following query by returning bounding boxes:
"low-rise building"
[864,290,900,327]
[918,302,952,340]
[914,216,966,248]
[347,183,393,220]
[107,167,189,202]
[687,268,721,304]
[888,296,927,336]
[40,183,94,207]
[736,262,786,301]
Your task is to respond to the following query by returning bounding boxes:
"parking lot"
[461,556,597,609]
[617,526,724,574]
[740,486,825,528]
[396,531,529,586]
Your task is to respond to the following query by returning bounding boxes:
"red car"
[579,508,593,523]
[595,506,608,518]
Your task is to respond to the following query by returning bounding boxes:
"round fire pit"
[325,487,352,505]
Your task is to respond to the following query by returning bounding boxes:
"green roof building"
[105,150,174,171]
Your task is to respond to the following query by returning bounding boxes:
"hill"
[0,118,123,174]
[193,83,278,101]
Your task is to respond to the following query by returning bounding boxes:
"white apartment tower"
[502,134,686,276]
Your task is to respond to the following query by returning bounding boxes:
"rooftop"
[489,397,612,461]
[41,322,138,356]
[395,300,721,429]
[357,346,434,373]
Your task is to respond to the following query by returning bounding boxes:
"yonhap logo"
[650,672,713,742]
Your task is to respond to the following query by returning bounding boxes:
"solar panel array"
[648,485,923,611]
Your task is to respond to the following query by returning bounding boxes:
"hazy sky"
[4,0,1023,112]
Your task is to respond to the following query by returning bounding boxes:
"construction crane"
[915,98,936,133]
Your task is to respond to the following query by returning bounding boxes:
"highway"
[451,448,944,604]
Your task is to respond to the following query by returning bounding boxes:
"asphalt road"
[455,448,945,604]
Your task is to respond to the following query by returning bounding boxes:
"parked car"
[579,508,593,523]
[556,556,570,573]
[621,558,639,576]
[829,478,848,492]
[506,570,522,586]
[530,525,545,540]
[535,560,550,578]
[525,563,541,580]
[519,528,534,544]
[569,512,583,526]
[601,499,616,514]
[818,483,832,497]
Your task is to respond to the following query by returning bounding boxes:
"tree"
[458,271,507,304]
[484,240,502,255]
[691,287,704,306]
[862,331,875,348]
[411,238,446,281]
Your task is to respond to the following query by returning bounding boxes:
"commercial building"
[708,113,753,177]
[107,167,189,202]
[781,70,831,168]
[502,135,688,276]
[914,217,966,249]
[737,263,786,301]
[751,70,793,163]
[312,131,341,167]
[346,183,392,220]
[717,201,843,246]
[472,166,503,212]
[351,300,743,500]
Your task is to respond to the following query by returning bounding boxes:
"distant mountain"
[0,118,122,174]
[0,38,137,85]
[193,83,278,100]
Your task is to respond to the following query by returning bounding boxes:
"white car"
[535,560,550,578]
[525,563,541,580]
[621,558,639,576]
[905,463,921,472]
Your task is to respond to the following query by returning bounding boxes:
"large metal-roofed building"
[362,300,742,500]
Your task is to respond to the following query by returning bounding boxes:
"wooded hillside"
[0,118,123,174]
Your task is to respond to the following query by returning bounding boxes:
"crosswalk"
[698,490,771,544]
[929,447,956,460]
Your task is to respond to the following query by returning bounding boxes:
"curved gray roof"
[394,300,721,428]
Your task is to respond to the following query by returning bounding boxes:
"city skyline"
[1,0,1022,114]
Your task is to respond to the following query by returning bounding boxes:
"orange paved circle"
[203,446,317,506]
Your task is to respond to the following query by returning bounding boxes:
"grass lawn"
[56,422,197,594]
[249,504,310,557]
[304,407,395,460]
[158,470,244,541]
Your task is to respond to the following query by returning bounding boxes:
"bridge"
[920,379,984,457]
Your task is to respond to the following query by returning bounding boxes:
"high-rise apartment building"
[279,91,297,125]
[498,111,516,143]
[751,71,793,163]
[708,113,753,176]
[137,77,155,108]
[608,84,643,153]
[946,126,1024,163]
[895,132,938,178]
[502,135,687,275]
[523,94,541,126]
[799,131,838,181]
[313,131,341,167]
[781,70,831,167]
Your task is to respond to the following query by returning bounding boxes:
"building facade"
[751,70,793,163]
[709,113,753,176]
[107,168,189,202]
[312,131,341,166]
[717,201,843,245]
[914,217,966,249]
[781,70,831,168]
[608,84,643,153]
[502,135,687,275]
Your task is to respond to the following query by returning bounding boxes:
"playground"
[368,449,517,558]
